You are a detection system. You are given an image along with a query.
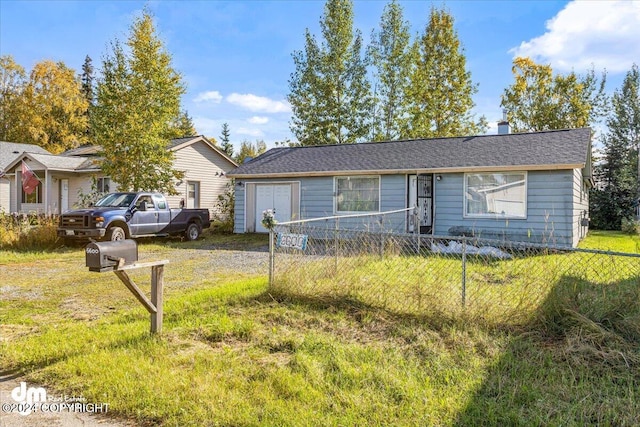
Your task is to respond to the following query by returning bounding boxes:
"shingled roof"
[229,128,592,178]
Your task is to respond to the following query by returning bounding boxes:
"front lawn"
[1,231,638,426]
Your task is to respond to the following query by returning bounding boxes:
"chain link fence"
[268,210,640,327]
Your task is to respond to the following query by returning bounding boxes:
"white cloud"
[511,1,640,73]
[194,90,223,103]
[248,116,269,125]
[226,93,290,113]
[192,116,220,136]
[237,127,265,138]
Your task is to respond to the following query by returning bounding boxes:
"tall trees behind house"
[0,55,28,144]
[590,65,640,229]
[80,55,95,138]
[500,57,607,132]
[406,7,486,138]
[367,0,412,141]
[288,0,372,145]
[235,140,267,164]
[0,55,88,153]
[92,9,186,194]
[169,110,197,138]
[289,2,484,144]
[220,122,234,157]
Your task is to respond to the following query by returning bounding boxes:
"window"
[153,194,166,209]
[136,195,154,209]
[335,176,380,213]
[464,172,527,219]
[97,177,111,193]
[21,183,42,204]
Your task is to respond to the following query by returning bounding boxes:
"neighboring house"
[0,141,77,213]
[228,128,593,247]
[1,135,237,216]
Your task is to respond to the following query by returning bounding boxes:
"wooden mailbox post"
[85,240,168,334]
[113,259,169,334]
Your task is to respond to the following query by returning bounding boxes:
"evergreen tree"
[288,0,373,145]
[80,55,94,106]
[168,110,197,138]
[501,57,607,132]
[368,0,412,141]
[92,9,186,194]
[80,55,94,138]
[406,7,485,138]
[590,64,640,229]
[220,122,234,157]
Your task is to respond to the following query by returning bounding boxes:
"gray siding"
[572,168,589,246]
[235,175,408,233]
[233,183,246,234]
[234,171,581,246]
[434,170,575,246]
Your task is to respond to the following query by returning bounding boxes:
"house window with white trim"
[21,183,43,204]
[97,177,111,193]
[464,172,527,219]
[335,176,380,213]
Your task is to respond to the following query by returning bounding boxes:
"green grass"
[578,229,640,252]
[1,231,639,426]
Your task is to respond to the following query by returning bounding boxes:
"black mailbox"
[86,240,138,272]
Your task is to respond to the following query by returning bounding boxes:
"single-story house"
[0,141,52,213]
[1,135,237,216]
[228,127,593,247]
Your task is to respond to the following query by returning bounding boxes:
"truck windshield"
[95,193,136,208]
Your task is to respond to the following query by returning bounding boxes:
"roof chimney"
[497,110,510,135]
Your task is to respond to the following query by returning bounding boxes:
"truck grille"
[60,214,90,228]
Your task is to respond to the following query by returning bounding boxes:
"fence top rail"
[272,226,640,259]
[276,207,414,227]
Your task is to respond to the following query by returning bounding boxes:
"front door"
[60,179,69,213]
[187,181,199,208]
[408,175,433,234]
[255,184,292,233]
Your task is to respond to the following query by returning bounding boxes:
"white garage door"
[255,184,292,233]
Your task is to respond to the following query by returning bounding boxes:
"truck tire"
[107,226,126,241]
[185,223,201,241]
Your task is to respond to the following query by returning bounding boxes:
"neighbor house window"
[97,177,111,193]
[335,176,380,213]
[464,172,527,219]
[21,183,42,204]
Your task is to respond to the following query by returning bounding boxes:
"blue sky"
[1,1,639,152]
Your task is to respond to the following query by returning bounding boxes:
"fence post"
[335,217,339,273]
[414,208,420,253]
[461,237,467,308]
[380,215,385,259]
[269,228,274,287]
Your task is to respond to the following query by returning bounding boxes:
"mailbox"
[86,240,138,272]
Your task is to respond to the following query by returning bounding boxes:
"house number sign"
[276,233,308,250]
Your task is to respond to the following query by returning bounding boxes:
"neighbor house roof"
[169,135,238,167]
[229,128,592,178]
[3,151,98,174]
[62,135,238,167]
[0,141,50,170]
